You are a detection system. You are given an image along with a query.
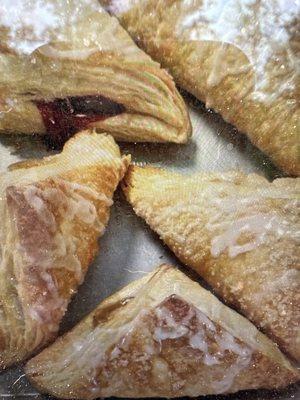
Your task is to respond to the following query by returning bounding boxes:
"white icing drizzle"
[176,0,299,101]
[40,309,147,396]
[212,344,252,393]
[207,195,300,258]
[27,294,256,395]
[23,185,57,230]
[154,305,193,340]
[209,212,298,258]
[153,299,253,392]
[62,180,113,206]
[43,178,112,235]
[155,179,299,259]
[11,177,111,337]
[60,300,251,395]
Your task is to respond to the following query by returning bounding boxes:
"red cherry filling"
[35,95,125,149]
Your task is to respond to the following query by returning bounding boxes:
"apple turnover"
[0,0,191,147]
[26,265,299,398]
[103,0,299,175]
[0,130,130,369]
[123,166,300,362]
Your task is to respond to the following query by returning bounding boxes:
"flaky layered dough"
[25,265,299,399]
[123,166,300,362]
[0,1,191,147]
[0,130,130,369]
[103,0,299,175]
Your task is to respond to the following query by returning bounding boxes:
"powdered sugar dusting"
[107,0,133,14]
[0,0,102,54]
[177,0,299,101]
[0,0,60,53]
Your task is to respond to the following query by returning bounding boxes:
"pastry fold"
[103,0,299,175]
[25,264,299,399]
[0,130,130,369]
[0,1,191,147]
[122,166,300,362]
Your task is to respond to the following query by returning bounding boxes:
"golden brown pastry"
[103,0,300,175]
[0,130,130,370]
[25,264,299,399]
[123,166,300,362]
[0,0,191,148]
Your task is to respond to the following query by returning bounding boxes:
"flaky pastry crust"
[26,265,299,399]
[0,1,191,147]
[103,0,300,175]
[123,166,300,362]
[0,130,130,369]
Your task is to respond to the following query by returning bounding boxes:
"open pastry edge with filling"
[0,2,191,147]
[0,129,130,369]
[25,264,299,399]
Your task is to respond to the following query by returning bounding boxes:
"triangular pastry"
[123,166,300,362]
[103,0,299,175]
[0,0,191,147]
[25,265,299,399]
[0,130,130,369]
